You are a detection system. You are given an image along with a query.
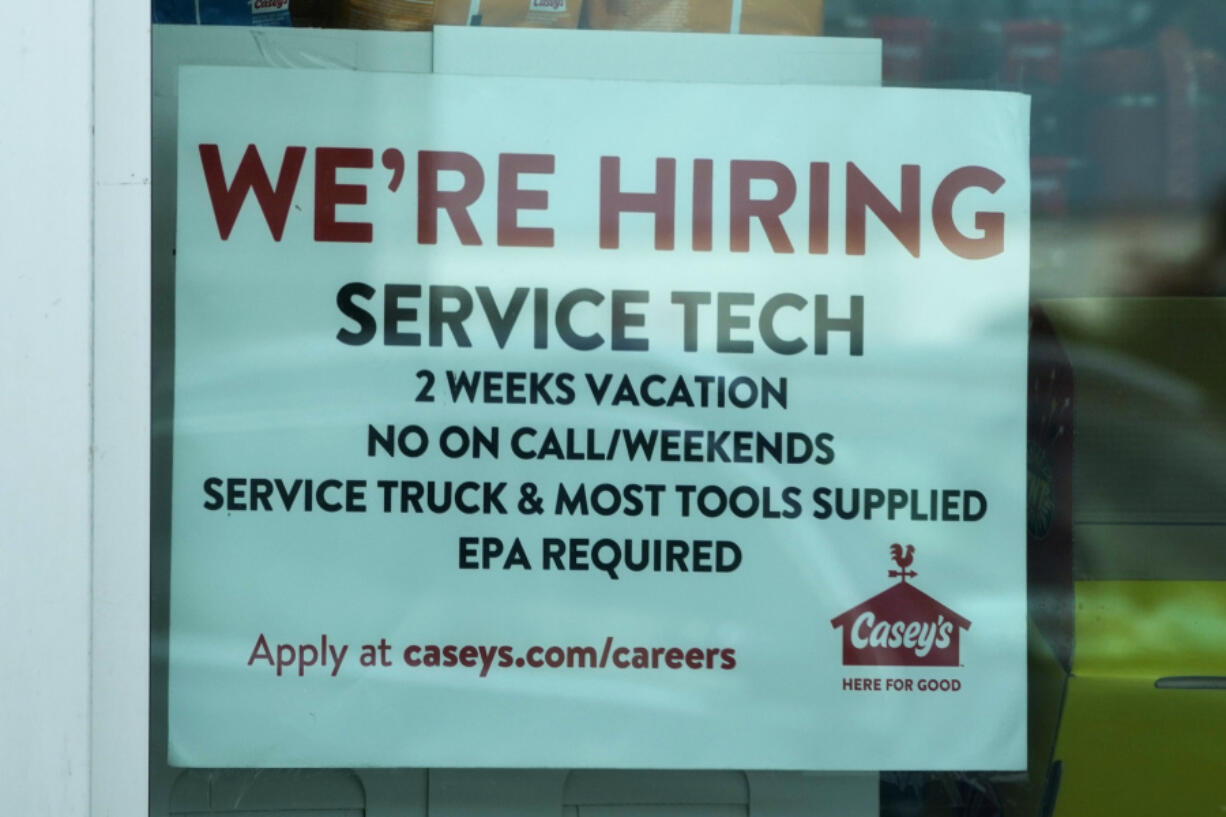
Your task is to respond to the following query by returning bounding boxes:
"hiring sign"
[169,66,1030,769]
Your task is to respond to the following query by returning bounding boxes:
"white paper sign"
[170,66,1030,770]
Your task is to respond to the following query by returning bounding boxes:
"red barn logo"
[830,545,971,667]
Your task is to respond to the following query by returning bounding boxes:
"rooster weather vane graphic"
[889,543,917,583]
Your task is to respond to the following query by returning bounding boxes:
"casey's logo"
[830,545,971,667]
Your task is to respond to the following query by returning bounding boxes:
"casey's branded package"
[587,0,822,35]
[153,0,292,25]
[434,0,582,28]
[342,0,435,29]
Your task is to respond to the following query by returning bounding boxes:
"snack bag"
[587,0,731,32]
[587,0,821,35]
[740,0,822,36]
[434,0,582,28]
[342,0,434,29]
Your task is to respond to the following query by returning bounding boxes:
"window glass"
[151,2,1226,815]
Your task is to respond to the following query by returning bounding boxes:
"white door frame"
[92,0,152,813]
[0,1,95,811]
[1,1,152,813]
